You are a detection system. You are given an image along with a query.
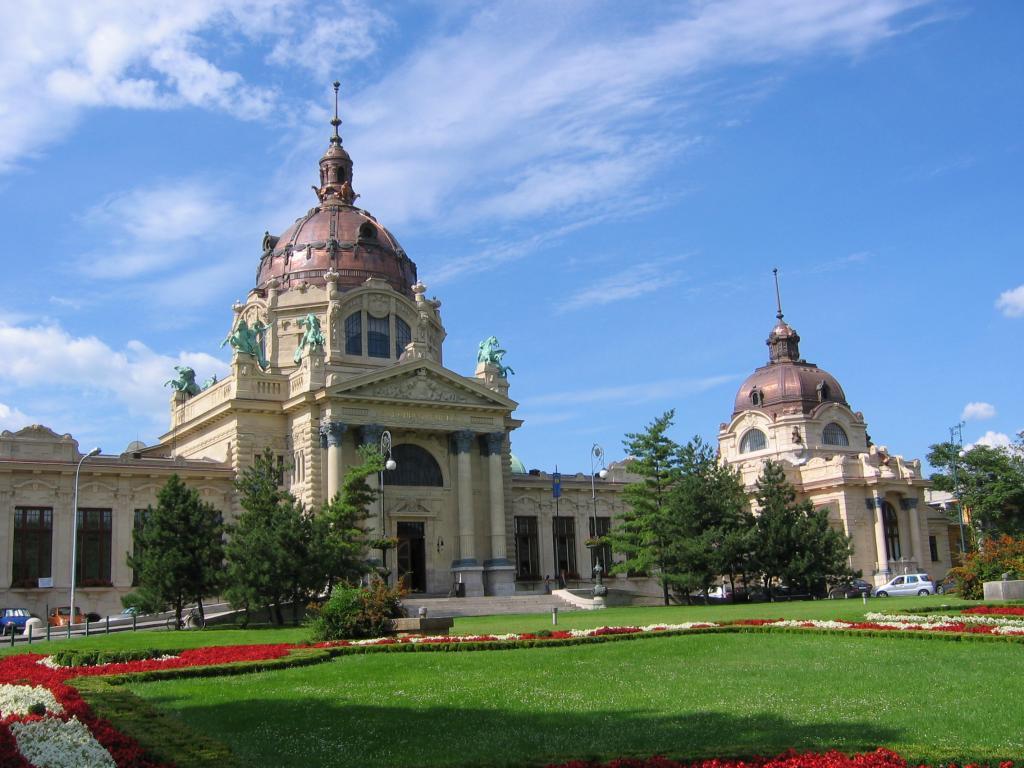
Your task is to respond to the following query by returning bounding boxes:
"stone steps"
[401,593,579,617]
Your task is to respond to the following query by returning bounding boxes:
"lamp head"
[385,459,397,471]
[598,468,609,480]
[958,450,967,458]
[88,448,101,457]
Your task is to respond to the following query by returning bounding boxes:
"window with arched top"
[882,502,901,561]
[383,444,443,487]
[395,316,411,358]
[739,429,768,454]
[367,315,390,358]
[822,422,850,446]
[345,312,362,355]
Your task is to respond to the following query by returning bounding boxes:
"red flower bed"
[543,748,1012,768]
[963,606,1024,616]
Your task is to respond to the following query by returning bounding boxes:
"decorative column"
[357,425,384,526]
[868,495,890,579]
[319,421,347,501]
[451,430,477,565]
[901,496,923,567]
[484,432,508,564]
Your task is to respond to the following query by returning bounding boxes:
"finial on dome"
[773,267,783,321]
[330,81,342,145]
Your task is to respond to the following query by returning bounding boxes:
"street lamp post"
[69,447,101,632]
[379,431,396,582]
[589,444,608,572]
[949,423,968,558]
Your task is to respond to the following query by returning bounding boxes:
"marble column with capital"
[319,421,347,501]
[451,429,477,566]
[868,496,890,578]
[901,496,923,565]
[483,431,509,565]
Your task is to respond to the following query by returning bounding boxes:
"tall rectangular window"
[589,516,613,575]
[12,508,52,587]
[553,516,577,578]
[514,516,539,580]
[76,509,112,587]
[395,316,411,358]
[345,312,362,355]
[929,535,939,562]
[367,315,390,358]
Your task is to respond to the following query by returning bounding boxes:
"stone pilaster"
[901,496,923,567]
[319,422,347,502]
[867,495,890,580]
[451,430,477,567]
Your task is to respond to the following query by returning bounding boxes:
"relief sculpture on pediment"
[371,375,468,403]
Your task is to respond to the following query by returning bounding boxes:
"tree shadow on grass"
[140,696,907,768]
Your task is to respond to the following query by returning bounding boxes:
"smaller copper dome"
[734,362,847,416]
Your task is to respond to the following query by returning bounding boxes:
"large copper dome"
[255,106,417,297]
[733,317,848,416]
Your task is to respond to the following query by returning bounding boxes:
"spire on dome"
[314,80,358,206]
[773,267,784,321]
[766,268,802,364]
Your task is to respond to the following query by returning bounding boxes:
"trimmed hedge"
[52,647,176,668]
[72,675,247,768]
[100,646,331,685]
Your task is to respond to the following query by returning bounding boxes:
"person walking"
[543,575,551,594]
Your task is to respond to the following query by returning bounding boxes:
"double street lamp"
[378,431,397,582]
[69,447,101,630]
[949,422,968,558]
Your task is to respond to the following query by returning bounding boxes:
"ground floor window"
[882,502,901,561]
[76,509,112,587]
[589,516,613,575]
[552,516,577,579]
[929,535,939,562]
[514,516,539,580]
[12,507,52,587]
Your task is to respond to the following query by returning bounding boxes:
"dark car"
[935,576,959,595]
[769,585,816,602]
[828,579,873,599]
[1,608,33,635]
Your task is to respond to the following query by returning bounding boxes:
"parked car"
[828,579,873,599]
[47,607,84,627]
[770,584,820,601]
[871,573,935,597]
[935,576,959,595]
[1,608,33,635]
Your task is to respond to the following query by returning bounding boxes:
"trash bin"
[455,582,466,598]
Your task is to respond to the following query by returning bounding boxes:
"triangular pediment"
[327,360,516,409]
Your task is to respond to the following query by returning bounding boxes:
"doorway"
[396,521,427,593]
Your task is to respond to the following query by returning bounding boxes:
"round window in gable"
[740,428,768,454]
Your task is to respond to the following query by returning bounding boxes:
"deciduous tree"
[928,438,1024,537]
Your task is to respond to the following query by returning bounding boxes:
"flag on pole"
[552,471,561,498]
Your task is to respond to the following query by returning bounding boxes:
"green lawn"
[128,628,1023,768]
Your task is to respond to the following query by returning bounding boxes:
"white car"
[871,573,935,597]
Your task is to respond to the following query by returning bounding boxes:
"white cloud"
[0,0,385,171]
[266,0,389,77]
[0,321,228,426]
[0,402,33,433]
[969,431,1013,450]
[560,257,688,312]
[961,401,996,421]
[344,0,934,230]
[996,283,1024,318]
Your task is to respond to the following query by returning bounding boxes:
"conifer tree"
[318,444,384,587]
[125,474,225,626]
[606,411,681,605]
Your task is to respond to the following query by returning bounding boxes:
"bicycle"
[166,608,205,631]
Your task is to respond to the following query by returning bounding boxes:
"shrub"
[951,534,1024,599]
[306,579,407,642]
[52,648,171,668]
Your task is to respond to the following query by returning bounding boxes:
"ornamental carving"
[368,294,391,318]
[371,375,468,403]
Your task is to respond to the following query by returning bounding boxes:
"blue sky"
[0,0,1021,473]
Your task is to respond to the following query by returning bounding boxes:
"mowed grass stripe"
[128,630,1024,768]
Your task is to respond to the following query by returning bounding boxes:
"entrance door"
[396,521,427,593]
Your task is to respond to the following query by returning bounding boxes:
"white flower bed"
[865,611,1024,628]
[37,654,179,670]
[0,683,64,716]
[9,716,116,768]
[340,622,721,645]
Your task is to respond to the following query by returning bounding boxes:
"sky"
[0,0,1021,474]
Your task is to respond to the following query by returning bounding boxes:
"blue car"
[1,608,33,635]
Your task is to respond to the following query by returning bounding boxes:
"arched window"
[367,315,390,358]
[345,312,362,355]
[383,444,443,487]
[395,316,411,358]
[359,222,378,240]
[822,422,849,446]
[882,502,901,561]
[740,429,767,453]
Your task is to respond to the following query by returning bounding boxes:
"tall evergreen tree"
[749,459,855,593]
[605,411,681,605]
[661,436,752,603]
[224,448,320,625]
[318,444,384,587]
[124,474,225,626]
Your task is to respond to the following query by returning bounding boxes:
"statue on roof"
[293,313,326,364]
[477,336,515,377]
[222,318,273,371]
[165,366,202,397]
